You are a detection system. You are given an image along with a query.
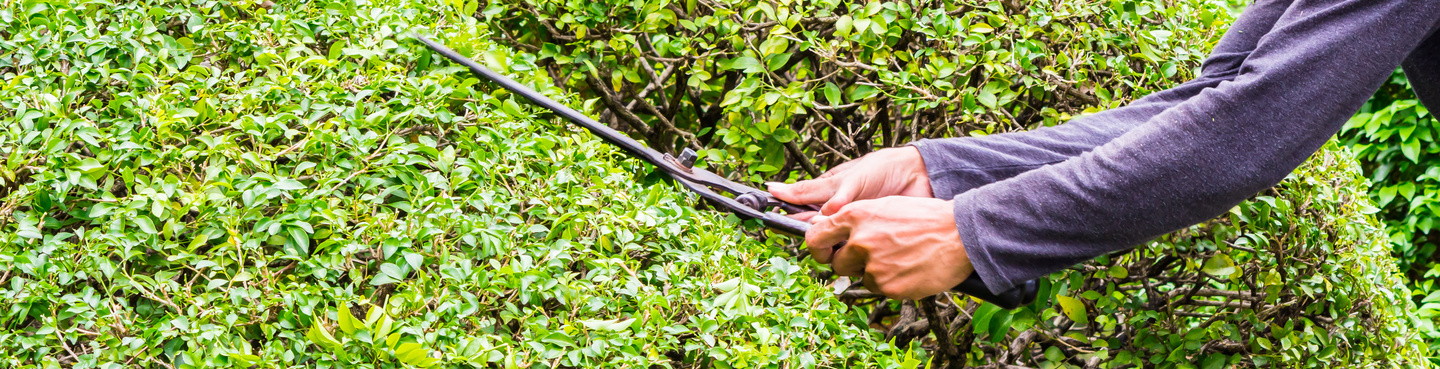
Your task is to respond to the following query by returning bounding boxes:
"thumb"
[768,178,841,205]
[820,182,858,215]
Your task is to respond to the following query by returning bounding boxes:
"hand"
[806,196,973,300]
[766,147,933,220]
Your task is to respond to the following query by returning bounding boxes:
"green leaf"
[977,87,998,109]
[308,323,342,349]
[848,85,880,101]
[395,342,422,357]
[1202,254,1237,277]
[765,53,792,72]
[134,217,157,235]
[482,49,508,72]
[74,158,105,174]
[374,314,395,339]
[273,179,306,191]
[835,15,853,36]
[987,310,1014,339]
[1107,266,1129,279]
[1201,354,1226,369]
[823,82,842,105]
[1377,186,1397,207]
[1402,138,1421,163]
[329,40,347,60]
[501,98,525,117]
[720,91,746,107]
[725,56,760,71]
[580,318,637,332]
[371,263,406,285]
[337,306,357,336]
[971,303,998,334]
[288,226,310,255]
[1056,295,1088,324]
[387,332,402,350]
[1134,38,1164,63]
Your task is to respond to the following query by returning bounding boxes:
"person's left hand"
[805,196,975,300]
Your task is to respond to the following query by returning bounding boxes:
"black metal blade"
[416,35,1037,310]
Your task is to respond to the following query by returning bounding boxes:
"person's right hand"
[766,146,934,221]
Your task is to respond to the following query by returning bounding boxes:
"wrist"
[902,146,934,197]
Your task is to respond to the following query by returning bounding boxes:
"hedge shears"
[417,36,1038,309]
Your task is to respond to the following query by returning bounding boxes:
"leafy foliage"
[487,0,1243,181]
[487,0,1431,366]
[1339,71,1440,352]
[0,0,918,367]
[1342,72,1440,277]
[0,0,1429,368]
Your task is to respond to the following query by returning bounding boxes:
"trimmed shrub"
[0,0,1428,368]
[1338,71,1440,351]
[488,0,1431,366]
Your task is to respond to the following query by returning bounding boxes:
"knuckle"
[807,245,831,262]
[847,234,875,249]
[835,206,864,222]
[878,283,906,298]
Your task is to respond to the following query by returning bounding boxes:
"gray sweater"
[912,0,1440,294]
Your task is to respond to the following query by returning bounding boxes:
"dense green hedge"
[490,0,1430,366]
[0,0,1430,368]
[0,0,931,367]
[488,0,1242,180]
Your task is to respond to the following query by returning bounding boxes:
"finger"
[768,177,841,205]
[785,211,819,223]
[805,215,850,263]
[819,157,863,179]
[862,272,881,295]
[819,182,858,215]
[831,237,868,277]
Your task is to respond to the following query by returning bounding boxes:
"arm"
[957,0,1440,294]
[914,0,1295,198]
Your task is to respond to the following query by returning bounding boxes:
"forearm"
[913,0,1290,199]
[912,91,1190,199]
[957,0,1440,294]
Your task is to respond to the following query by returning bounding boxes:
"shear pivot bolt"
[678,148,698,168]
[735,192,765,210]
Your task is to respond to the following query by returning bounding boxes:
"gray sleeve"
[1403,23,1440,111]
[912,78,1222,199]
[911,0,1295,199]
[948,0,1440,294]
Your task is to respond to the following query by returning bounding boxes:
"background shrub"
[0,0,1429,368]
[487,0,1244,180]
[1337,72,1440,352]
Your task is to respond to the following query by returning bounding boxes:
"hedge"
[0,0,1430,367]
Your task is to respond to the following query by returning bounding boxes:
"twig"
[919,296,960,367]
[784,139,821,177]
[584,74,653,137]
[270,137,309,160]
